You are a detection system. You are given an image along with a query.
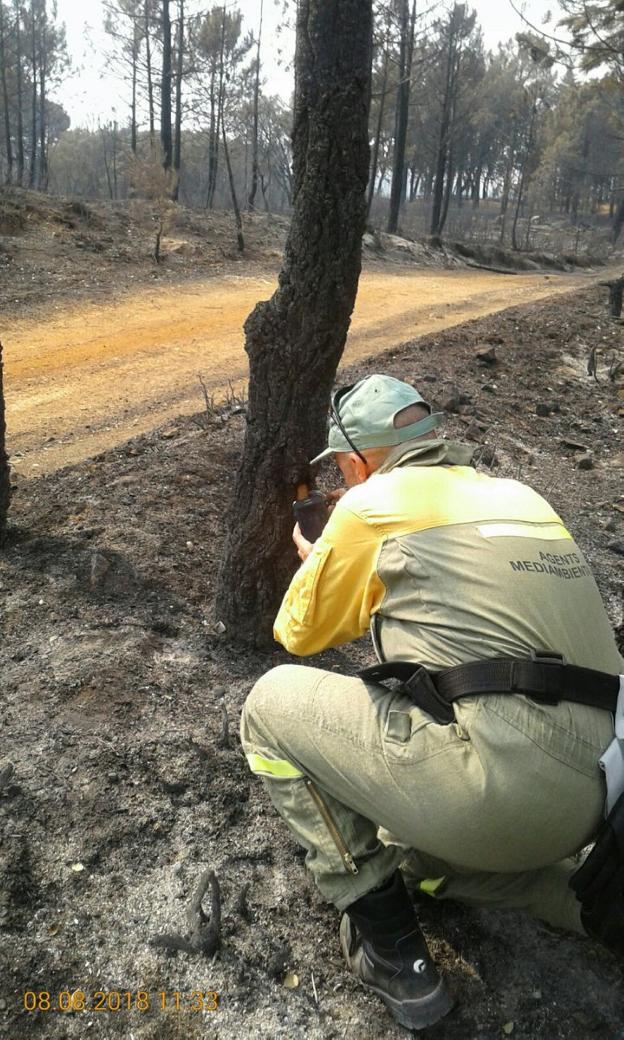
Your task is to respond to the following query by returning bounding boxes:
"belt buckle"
[529,650,567,667]
[525,650,566,704]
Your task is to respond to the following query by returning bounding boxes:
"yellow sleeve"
[273,501,386,656]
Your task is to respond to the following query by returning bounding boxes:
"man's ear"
[349,452,369,484]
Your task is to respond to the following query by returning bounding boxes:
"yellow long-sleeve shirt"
[274,441,623,674]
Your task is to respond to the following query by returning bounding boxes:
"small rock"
[160,426,180,440]
[443,392,472,414]
[577,454,594,470]
[481,383,497,393]
[560,438,588,452]
[464,424,483,442]
[536,403,551,417]
[607,541,624,557]
[605,519,617,533]
[477,446,498,468]
[475,346,497,365]
[90,552,110,589]
[421,374,437,383]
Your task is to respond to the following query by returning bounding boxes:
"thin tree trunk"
[260,169,271,214]
[14,0,24,185]
[29,0,37,187]
[367,37,389,219]
[387,0,410,233]
[144,0,155,147]
[172,0,184,199]
[222,108,244,252]
[0,341,10,548]
[213,6,226,202]
[439,150,454,233]
[112,120,118,199]
[512,103,536,251]
[0,2,14,184]
[100,125,114,200]
[431,19,457,236]
[130,31,138,154]
[247,0,263,210]
[612,196,624,245]
[161,0,173,170]
[206,65,217,207]
[38,0,47,190]
[215,0,373,648]
[207,10,226,209]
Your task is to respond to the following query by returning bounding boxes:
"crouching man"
[240,374,623,1030]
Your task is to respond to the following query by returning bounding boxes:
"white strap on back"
[599,677,624,815]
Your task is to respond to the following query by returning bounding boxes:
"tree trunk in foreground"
[215,0,373,649]
[0,342,10,547]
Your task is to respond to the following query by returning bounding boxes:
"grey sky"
[55,0,561,128]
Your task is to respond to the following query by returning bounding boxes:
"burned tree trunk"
[215,0,373,648]
[222,108,244,253]
[161,0,173,171]
[0,342,10,548]
[247,0,263,211]
[601,275,624,317]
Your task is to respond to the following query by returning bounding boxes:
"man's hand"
[293,523,313,563]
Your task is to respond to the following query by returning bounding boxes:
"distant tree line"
[0,0,68,189]
[2,0,624,248]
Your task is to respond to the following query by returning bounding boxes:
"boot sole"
[365,974,455,1031]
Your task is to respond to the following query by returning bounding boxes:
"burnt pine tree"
[215,0,373,648]
[161,0,173,170]
[387,0,416,234]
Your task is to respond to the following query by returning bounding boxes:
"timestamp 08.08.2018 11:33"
[21,990,220,1014]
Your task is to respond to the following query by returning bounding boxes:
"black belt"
[360,652,620,725]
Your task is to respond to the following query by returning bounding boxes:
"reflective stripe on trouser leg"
[400,849,584,935]
[245,753,304,780]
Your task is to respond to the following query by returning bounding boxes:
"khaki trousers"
[240,664,613,932]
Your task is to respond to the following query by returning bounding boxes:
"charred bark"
[145,0,155,147]
[14,0,24,185]
[0,2,14,184]
[222,108,244,253]
[247,0,263,211]
[38,0,47,190]
[28,0,36,187]
[215,0,373,648]
[367,37,389,218]
[172,0,184,199]
[387,0,415,234]
[161,0,173,170]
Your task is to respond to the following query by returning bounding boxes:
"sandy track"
[3,266,605,475]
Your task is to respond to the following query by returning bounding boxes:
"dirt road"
[4,265,608,475]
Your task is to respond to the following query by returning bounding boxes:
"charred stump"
[0,341,10,547]
[215,0,373,648]
[600,275,624,318]
[610,278,624,318]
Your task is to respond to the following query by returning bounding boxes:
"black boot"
[569,792,624,961]
[340,871,454,1031]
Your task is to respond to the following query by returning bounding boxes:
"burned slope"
[0,284,622,1039]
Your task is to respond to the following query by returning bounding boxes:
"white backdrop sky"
[54,0,561,129]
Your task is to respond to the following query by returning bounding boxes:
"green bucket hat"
[310,374,443,464]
